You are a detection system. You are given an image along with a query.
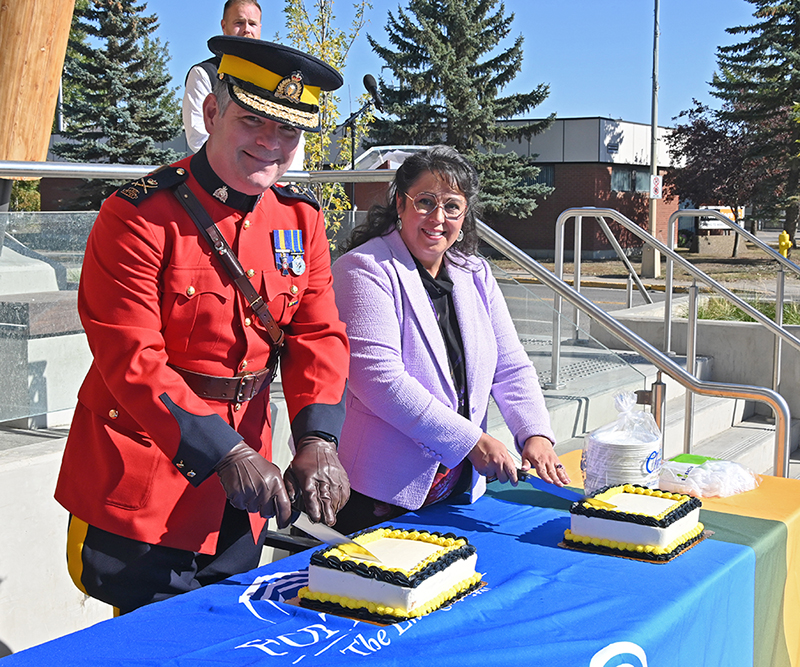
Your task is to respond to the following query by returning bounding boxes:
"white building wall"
[501,116,674,167]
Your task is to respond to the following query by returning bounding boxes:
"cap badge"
[213,186,229,203]
[274,71,304,104]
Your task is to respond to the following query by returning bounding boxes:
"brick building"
[354,117,680,261]
[490,117,679,259]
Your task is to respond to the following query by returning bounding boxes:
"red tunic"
[55,153,349,554]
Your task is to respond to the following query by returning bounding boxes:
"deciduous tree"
[664,100,757,255]
[282,0,373,236]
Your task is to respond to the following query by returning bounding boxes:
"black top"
[414,258,469,418]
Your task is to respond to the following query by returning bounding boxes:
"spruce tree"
[52,0,181,208]
[366,0,553,222]
[711,0,800,245]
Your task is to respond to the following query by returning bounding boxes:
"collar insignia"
[213,186,229,203]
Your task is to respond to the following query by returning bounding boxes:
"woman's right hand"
[467,433,518,485]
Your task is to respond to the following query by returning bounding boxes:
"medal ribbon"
[273,230,304,272]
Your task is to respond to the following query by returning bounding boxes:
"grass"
[686,297,800,324]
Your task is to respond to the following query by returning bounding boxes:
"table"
[699,475,800,667]
[4,488,756,666]
[556,449,800,667]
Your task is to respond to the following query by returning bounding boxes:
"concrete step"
[691,417,781,475]
[505,337,712,444]
[478,334,800,480]
[661,394,751,461]
[690,414,800,476]
[553,414,800,480]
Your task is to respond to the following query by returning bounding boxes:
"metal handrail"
[554,208,800,386]
[478,219,791,477]
[0,159,396,184]
[666,209,800,389]
[667,208,800,276]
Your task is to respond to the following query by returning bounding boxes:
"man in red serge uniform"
[55,36,350,614]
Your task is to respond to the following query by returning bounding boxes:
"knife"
[517,469,616,509]
[285,484,382,564]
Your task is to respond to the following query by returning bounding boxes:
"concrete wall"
[0,290,92,425]
[589,297,800,418]
[0,436,112,656]
[0,383,295,657]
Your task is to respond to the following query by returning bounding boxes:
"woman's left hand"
[521,436,570,486]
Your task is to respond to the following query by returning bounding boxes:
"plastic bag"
[659,459,761,497]
[581,391,662,495]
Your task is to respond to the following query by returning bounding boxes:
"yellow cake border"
[563,521,705,556]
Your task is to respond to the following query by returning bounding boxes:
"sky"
[144,0,758,128]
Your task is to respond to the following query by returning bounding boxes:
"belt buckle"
[235,372,258,403]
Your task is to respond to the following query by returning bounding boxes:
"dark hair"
[342,145,481,257]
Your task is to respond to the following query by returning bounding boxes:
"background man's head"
[221,0,262,38]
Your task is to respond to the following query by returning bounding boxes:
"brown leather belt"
[170,364,274,402]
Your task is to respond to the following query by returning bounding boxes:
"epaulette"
[273,182,320,210]
[116,165,190,206]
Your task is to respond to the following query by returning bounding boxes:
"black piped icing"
[571,484,702,528]
[308,527,477,589]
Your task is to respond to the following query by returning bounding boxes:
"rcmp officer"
[55,37,350,614]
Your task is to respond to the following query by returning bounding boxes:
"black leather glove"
[284,436,350,526]
[215,441,292,528]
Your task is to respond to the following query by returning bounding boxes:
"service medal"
[273,229,304,277]
[291,255,306,275]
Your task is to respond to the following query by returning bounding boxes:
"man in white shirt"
[182,0,305,170]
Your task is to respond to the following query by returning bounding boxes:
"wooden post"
[0,0,76,163]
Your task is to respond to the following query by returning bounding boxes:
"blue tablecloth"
[5,494,755,666]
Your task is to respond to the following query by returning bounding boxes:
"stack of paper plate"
[582,429,661,495]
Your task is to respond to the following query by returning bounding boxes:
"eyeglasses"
[404,192,468,221]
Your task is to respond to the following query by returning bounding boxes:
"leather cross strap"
[173,182,285,349]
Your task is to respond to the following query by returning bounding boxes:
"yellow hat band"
[218,54,321,107]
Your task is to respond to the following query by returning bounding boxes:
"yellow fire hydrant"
[779,230,792,257]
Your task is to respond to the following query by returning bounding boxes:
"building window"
[535,164,555,187]
[522,164,555,188]
[611,166,650,193]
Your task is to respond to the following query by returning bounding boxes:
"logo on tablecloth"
[239,569,309,621]
[590,641,648,667]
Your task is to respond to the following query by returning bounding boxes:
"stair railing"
[552,207,800,461]
[477,218,791,477]
[666,209,800,391]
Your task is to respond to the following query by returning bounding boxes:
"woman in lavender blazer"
[331,146,568,533]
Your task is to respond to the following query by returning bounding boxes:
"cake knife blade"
[517,469,616,509]
[290,510,383,563]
